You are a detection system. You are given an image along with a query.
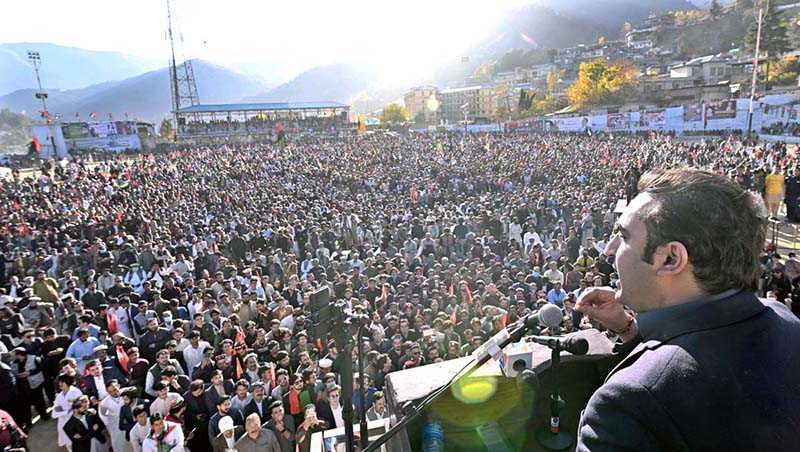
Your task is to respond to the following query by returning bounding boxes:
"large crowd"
[180,115,350,137]
[762,121,800,137]
[0,130,797,452]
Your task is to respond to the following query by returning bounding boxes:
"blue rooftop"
[174,101,350,114]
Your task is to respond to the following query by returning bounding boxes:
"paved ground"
[25,414,62,452]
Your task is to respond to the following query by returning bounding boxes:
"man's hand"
[576,287,630,333]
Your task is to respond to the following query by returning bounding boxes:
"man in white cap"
[211,415,242,452]
[318,358,333,373]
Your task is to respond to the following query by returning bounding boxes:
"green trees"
[380,104,408,125]
[746,2,790,58]
[746,2,791,89]
[710,0,723,18]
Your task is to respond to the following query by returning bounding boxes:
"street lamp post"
[747,3,766,136]
[460,102,469,136]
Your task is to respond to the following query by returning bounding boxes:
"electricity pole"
[747,2,766,136]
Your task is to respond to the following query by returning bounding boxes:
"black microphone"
[528,335,590,356]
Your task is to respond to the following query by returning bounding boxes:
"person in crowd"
[97,379,127,452]
[128,405,151,452]
[142,411,184,452]
[10,347,47,429]
[263,399,296,452]
[297,404,329,452]
[65,328,101,374]
[54,374,83,451]
[62,394,107,452]
[211,415,243,452]
[234,413,281,452]
[366,390,388,420]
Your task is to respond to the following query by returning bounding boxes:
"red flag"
[106,309,118,334]
[19,221,27,236]
[13,200,20,211]
[379,285,388,308]
[269,363,276,388]
[90,112,97,118]
[450,306,458,326]
[115,210,122,225]
[235,355,243,380]
[500,314,507,329]
[234,328,245,346]
[116,344,129,372]
[31,137,41,152]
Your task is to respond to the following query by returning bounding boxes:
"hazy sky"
[2,0,530,77]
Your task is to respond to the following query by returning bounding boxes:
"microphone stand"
[535,338,573,451]
[362,320,531,452]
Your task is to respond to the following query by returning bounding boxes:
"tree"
[546,68,565,94]
[566,60,639,109]
[473,60,498,82]
[746,2,791,57]
[158,118,174,139]
[495,82,511,116]
[597,36,606,45]
[380,104,408,125]
[746,3,791,89]
[0,109,33,154]
[768,55,800,86]
[710,0,722,18]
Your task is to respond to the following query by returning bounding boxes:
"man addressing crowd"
[576,168,800,451]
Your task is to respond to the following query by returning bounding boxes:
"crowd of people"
[0,129,797,451]
[180,115,350,137]
[762,121,800,137]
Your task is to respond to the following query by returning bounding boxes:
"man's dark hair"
[637,168,765,293]
[132,405,148,418]
[269,399,283,413]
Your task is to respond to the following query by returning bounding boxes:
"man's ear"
[654,241,690,277]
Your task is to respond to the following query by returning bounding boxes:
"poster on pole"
[682,103,703,122]
[639,109,666,127]
[61,122,90,139]
[546,115,603,132]
[606,113,629,130]
[706,99,737,119]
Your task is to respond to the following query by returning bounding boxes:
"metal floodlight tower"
[167,0,200,137]
[27,51,49,117]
